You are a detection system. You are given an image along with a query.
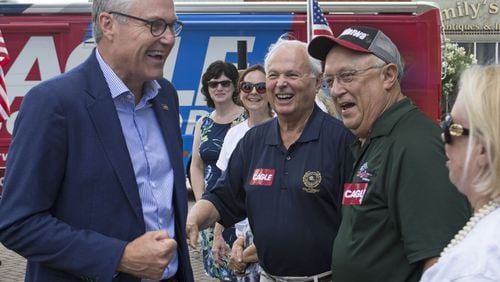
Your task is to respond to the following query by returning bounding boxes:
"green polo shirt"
[332,99,470,282]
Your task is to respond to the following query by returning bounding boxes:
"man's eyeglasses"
[208,80,232,89]
[109,11,183,37]
[240,82,266,94]
[323,64,385,87]
[441,113,469,144]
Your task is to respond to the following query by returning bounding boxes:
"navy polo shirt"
[204,106,354,276]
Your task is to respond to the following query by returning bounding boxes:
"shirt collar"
[351,98,416,160]
[95,49,160,102]
[266,105,324,146]
[368,98,416,140]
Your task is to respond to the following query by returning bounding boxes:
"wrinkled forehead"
[324,46,376,73]
[267,46,311,74]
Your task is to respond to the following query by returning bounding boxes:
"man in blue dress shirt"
[0,0,193,281]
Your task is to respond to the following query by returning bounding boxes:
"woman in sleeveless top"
[190,60,245,281]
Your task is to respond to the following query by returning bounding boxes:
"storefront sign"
[434,0,500,40]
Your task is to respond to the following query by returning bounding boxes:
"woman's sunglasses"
[240,82,266,94]
[440,113,469,144]
[208,80,232,89]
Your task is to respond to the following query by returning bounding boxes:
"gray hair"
[264,38,322,76]
[92,0,134,43]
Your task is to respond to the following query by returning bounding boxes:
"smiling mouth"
[147,51,165,60]
[276,93,293,100]
[339,102,355,111]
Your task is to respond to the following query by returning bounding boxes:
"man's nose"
[330,79,345,98]
[276,75,289,88]
[159,28,176,44]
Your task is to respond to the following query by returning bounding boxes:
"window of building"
[457,42,500,65]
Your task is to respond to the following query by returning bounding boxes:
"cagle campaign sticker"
[250,168,275,186]
[342,183,368,205]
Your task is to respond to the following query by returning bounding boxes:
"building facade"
[437,0,499,64]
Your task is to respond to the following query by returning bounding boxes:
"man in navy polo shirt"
[187,38,354,281]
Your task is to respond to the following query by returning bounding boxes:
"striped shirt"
[96,49,177,280]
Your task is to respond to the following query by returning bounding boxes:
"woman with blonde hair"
[421,64,500,281]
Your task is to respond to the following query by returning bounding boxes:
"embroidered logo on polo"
[250,168,275,186]
[356,162,373,182]
[342,183,368,205]
[302,171,322,193]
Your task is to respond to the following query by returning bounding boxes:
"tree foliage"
[441,38,477,115]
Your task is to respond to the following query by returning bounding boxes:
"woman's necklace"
[441,200,500,257]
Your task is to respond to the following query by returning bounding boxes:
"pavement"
[0,245,26,282]
[0,194,218,282]
[0,244,216,282]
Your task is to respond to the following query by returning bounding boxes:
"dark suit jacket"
[0,50,194,282]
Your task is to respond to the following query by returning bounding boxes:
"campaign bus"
[0,1,443,193]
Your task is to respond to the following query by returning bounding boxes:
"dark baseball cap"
[308,26,404,79]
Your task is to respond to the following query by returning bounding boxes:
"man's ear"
[382,63,398,90]
[99,12,115,40]
[315,72,323,92]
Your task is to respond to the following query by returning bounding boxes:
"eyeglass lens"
[109,11,183,37]
[151,20,183,37]
[441,115,452,144]
[240,82,266,94]
[208,80,232,88]
[324,65,384,88]
[440,113,470,144]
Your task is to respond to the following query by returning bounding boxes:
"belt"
[261,270,332,282]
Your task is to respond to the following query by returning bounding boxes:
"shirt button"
[286,156,291,161]
[151,182,156,188]
[284,171,288,175]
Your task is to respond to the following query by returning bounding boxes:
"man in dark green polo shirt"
[308,26,471,281]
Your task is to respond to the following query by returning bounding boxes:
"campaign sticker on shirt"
[357,162,373,182]
[342,183,368,205]
[250,168,275,186]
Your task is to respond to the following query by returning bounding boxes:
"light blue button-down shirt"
[96,49,177,280]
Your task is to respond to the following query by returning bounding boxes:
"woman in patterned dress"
[190,60,246,281]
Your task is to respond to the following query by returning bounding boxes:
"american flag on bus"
[0,28,10,121]
[310,0,333,38]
